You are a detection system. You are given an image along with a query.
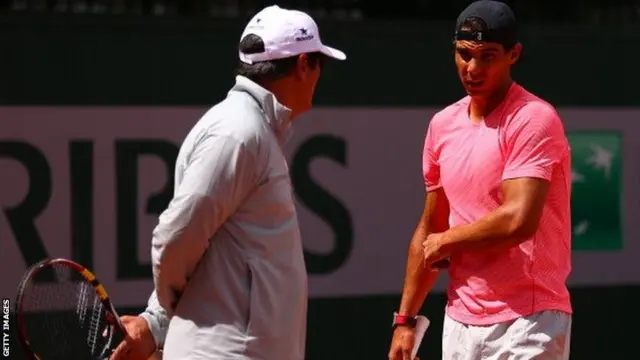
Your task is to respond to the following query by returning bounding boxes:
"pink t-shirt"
[423,83,572,325]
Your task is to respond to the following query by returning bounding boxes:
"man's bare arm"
[440,177,549,253]
[398,188,450,316]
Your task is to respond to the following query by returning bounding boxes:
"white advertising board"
[0,107,638,307]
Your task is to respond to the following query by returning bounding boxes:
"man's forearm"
[140,291,169,349]
[398,189,449,316]
[152,193,218,313]
[440,203,533,254]
[398,227,440,316]
[438,177,550,255]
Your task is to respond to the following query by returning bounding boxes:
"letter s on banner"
[291,134,353,275]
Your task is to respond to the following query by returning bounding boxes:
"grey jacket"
[139,76,308,360]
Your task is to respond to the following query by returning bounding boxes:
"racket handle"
[432,258,451,269]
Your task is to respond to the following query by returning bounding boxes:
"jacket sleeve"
[139,290,169,348]
[151,133,258,316]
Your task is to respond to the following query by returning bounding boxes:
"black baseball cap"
[453,0,518,48]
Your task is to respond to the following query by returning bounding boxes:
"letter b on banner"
[115,140,178,280]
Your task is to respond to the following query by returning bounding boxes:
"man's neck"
[261,79,299,120]
[469,80,514,122]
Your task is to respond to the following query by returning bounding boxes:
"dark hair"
[458,16,517,50]
[235,34,325,83]
[459,16,488,34]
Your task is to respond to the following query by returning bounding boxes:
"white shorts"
[442,310,572,360]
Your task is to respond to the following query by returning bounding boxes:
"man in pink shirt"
[388,1,572,359]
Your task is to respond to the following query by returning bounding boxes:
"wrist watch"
[392,312,417,329]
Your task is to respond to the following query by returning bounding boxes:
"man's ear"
[294,53,310,79]
[509,42,522,64]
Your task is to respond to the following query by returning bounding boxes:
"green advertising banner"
[568,131,623,251]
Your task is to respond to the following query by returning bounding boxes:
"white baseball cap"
[239,5,347,64]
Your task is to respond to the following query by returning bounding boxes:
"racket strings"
[19,263,115,360]
[89,296,106,355]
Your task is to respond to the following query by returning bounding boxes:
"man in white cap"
[110,5,346,360]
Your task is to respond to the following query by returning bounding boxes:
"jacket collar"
[229,76,292,141]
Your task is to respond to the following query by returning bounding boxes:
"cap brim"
[320,45,346,61]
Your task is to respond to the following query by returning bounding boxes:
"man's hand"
[422,233,450,268]
[110,316,157,360]
[388,326,420,360]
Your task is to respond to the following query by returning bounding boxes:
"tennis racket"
[14,258,128,360]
